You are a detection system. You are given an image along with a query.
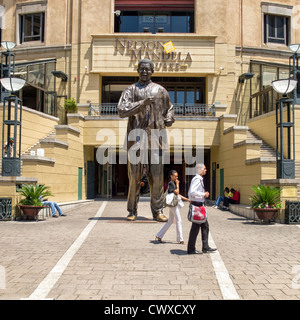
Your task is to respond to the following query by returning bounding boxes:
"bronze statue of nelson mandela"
[118,59,175,221]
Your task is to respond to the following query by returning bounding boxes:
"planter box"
[254,208,277,222]
[18,205,46,221]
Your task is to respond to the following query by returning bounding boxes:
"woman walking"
[156,170,190,244]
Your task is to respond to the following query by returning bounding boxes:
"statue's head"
[137,59,154,73]
[137,59,154,82]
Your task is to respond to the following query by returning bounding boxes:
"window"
[114,0,194,33]
[261,2,293,47]
[19,12,45,43]
[264,14,289,45]
[250,61,290,118]
[14,60,57,116]
[115,11,194,33]
[102,77,205,104]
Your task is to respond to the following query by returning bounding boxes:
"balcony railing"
[173,103,215,116]
[88,103,215,117]
[250,87,277,118]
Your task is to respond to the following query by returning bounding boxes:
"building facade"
[0,0,300,221]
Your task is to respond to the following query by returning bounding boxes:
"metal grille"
[285,201,300,224]
[0,198,12,220]
[174,103,215,116]
[89,103,215,117]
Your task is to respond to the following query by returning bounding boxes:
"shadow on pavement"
[88,216,158,223]
[170,249,189,255]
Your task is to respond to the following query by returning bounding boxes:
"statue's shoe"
[154,212,168,222]
[126,212,137,221]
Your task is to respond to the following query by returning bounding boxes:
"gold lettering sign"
[115,39,192,71]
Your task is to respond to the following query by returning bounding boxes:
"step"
[0,129,57,177]
[247,129,277,158]
[23,129,57,156]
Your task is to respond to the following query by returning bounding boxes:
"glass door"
[168,88,175,104]
[176,88,185,105]
[186,87,195,104]
[165,85,205,105]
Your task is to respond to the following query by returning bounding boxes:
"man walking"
[187,163,217,254]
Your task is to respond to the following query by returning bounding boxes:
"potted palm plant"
[250,184,281,222]
[17,184,53,220]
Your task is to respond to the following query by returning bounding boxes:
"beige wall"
[195,0,241,44]
[211,116,277,206]
[92,34,216,75]
[248,106,300,160]
[78,116,220,149]
[1,0,300,211]
[5,0,298,48]
[21,125,85,203]
[242,0,300,48]
[1,0,299,108]
[0,105,59,154]
[0,109,85,207]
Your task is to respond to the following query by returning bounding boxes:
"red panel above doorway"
[115,0,194,11]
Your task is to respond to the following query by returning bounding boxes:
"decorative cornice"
[236,46,292,58]
[13,44,72,55]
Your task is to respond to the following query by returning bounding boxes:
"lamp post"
[1,41,25,176]
[272,79,297,179]
[0,41,17,102]
[289,44,300,103]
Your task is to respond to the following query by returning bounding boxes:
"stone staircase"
[21,127,70,176]
[0,128,66,177]
[22,129,57,156]
[247,129,300,198]
[231,125,277,167]
[1,124,80,179]
[246,129,277,159]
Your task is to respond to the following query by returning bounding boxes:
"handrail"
[250,86,279,118]
[89,103,215,117]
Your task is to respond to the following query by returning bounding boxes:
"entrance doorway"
[164,149,210,197]
[94,149,211,199]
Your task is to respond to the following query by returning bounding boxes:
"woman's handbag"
[163,190,179,207]
[187,203,207,224]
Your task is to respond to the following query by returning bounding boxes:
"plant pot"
[254,208,278,222]
[19,205,45,221]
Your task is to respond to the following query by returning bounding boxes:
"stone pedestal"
[0,177,38,219]
[261,179,298,223]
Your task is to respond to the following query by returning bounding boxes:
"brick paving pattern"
[0,199,300,300]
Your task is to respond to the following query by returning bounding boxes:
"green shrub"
[64,98,77,113]
[250,184,281,209]
[18,184,53,206]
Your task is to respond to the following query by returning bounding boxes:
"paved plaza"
[0,199,300,301]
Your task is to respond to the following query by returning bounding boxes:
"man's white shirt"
[188,174,206,202]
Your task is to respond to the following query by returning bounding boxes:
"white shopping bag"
[165,192,175,205]
[177,197,184,208]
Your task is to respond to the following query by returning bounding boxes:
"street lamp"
[272,79,297,97]
[289,44,300,104]
[272,79,298,179]
[1,41,16,51]
[289,44,300,54]
[1,41,25,176]
[0,77,26,92]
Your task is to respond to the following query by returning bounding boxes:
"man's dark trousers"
[187,220,209,252]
